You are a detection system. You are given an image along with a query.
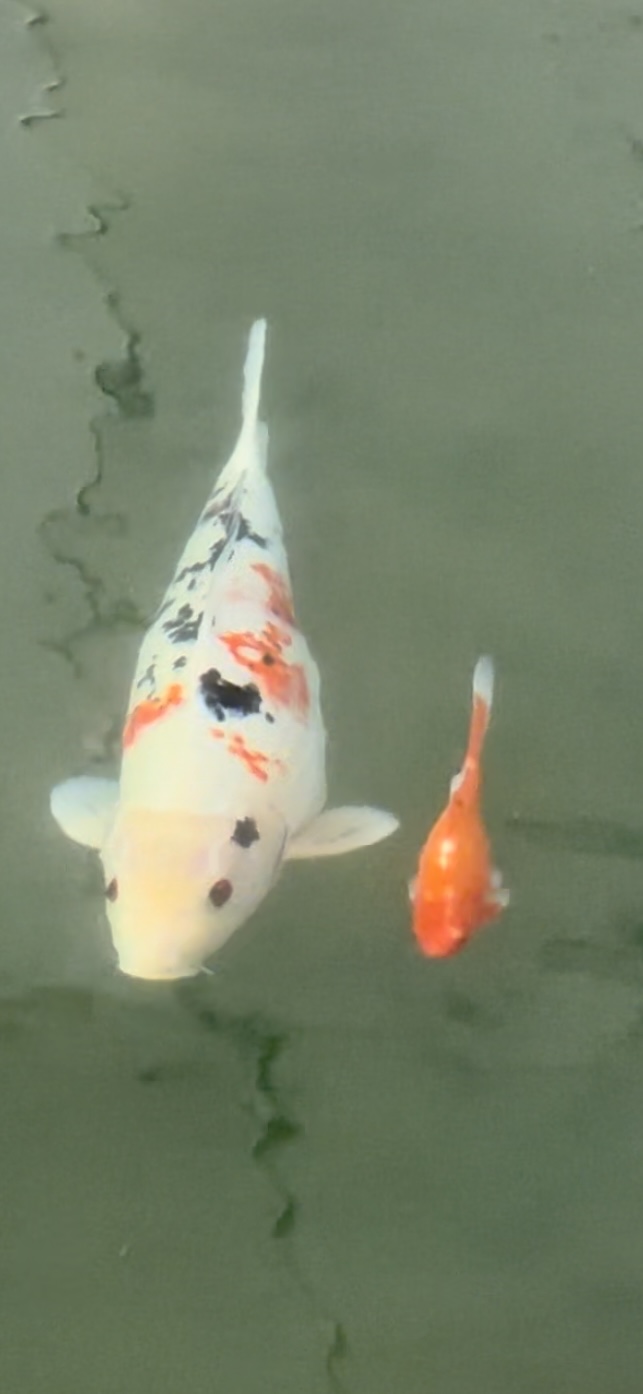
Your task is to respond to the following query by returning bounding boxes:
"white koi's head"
[100,806,286,980]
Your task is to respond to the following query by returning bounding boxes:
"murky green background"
[3,0,643,1389]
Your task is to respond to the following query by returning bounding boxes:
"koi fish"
[50,320,398,979]
[409,656,509,957]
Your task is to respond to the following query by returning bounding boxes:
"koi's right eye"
[105,878,118,902]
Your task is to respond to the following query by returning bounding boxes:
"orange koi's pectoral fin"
[482,872,510,920]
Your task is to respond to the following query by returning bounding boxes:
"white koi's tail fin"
[242,318,267,432]
[222,318,269,484]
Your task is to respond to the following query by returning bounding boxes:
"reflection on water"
[508,812,643,861]
[3,0,643,1389]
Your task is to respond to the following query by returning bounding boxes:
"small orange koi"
[409,657,509,957]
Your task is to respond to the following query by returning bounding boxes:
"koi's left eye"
[209,878,232,908]
[105,878,118,902]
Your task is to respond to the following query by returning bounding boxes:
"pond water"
[3,0,643,1389]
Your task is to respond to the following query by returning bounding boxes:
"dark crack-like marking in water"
[177,991,351,1392]
[56,215,155,427]
[38,510,148,676]
[94,316,155,422]
[39,303,155,669]
[21,11,155,672]
[18,8,64,126]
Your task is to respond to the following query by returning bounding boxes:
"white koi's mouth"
[116,958,200,983]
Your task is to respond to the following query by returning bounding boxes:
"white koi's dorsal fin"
[50,776,119,850]
[285,806,399,860]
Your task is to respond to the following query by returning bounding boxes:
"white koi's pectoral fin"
[285,806,399,860]
[50,776,119,850]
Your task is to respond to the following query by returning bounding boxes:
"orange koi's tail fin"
[449,655,494,799]
[468,655,494,764]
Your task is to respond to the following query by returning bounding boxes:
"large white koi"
[51,320,398,979]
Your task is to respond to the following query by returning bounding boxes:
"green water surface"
[2,1,643,1390]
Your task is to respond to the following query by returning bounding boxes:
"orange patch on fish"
[122,683,184,750]
[220,621,309,717]
[209,726,287,781]
[251,563,296,625]
[227,733,271,782]
[410,657,509,958]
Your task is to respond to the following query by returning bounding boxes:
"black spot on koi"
[163,603,203,644]
[177,558,208,584]
[237,515,267,549]
[200,668,262,720]
[202,494,265,541]
[200,491,233,524]
[136,662,156,691]
[232,817,260,848]
[208,538,226,570]
[209,878,233,907]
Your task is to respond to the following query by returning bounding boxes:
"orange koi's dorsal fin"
[449,656,494,800]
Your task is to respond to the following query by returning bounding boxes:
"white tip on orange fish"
[409,656,509,958]
[51,321,399,980]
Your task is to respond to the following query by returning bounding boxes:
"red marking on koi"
[210,727,288,780]
[220,622,310,717]
[122,683,184,750]
[227,733,271,782]
[251,563,296,625]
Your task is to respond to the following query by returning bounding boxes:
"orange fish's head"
[411,895,471,958]
[410,877,509,959]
